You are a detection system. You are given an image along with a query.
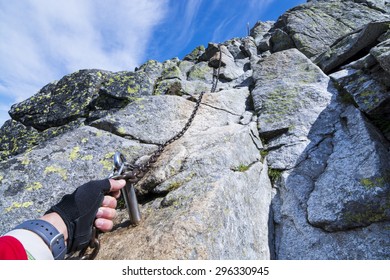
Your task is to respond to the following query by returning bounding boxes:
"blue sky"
[0,0,306,127]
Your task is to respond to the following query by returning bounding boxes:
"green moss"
[117,197,126,209]
[161,66,181,80]
[188,63,211,81]
[166,181,182,192]
[260,150,269,158]
[268,168,283,183]
[344,206,388,225]
[44,165,68,181]
[360,172,390,190]
[10,137,18,153]
[344,194,390,226]
[154,79,182,96]
[261,86,301,124]
[232,164,250,172]
[127,97,145,103]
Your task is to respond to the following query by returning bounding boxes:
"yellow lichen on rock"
[69,146,81,161]
[99,152,115,171]
[44,165,68,181]
[26,182,43,191]
[5,201,33,213]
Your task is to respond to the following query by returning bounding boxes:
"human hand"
[45,178,126,253]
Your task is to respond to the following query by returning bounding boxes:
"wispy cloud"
[174,0,203,48]
[0,0,168,126]
[211,0,276,42]
[0,0,302,127]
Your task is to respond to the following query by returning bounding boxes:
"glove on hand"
[46,179,111,253]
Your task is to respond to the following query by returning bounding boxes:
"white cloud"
[0,102,13,128]
[211,0,276,42]
[0,0,168,126]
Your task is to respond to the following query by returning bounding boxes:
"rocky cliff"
[0,0,389,259]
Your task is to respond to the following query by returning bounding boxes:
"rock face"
[0,0,389,259]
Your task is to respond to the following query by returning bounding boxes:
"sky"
[0,0,306,127]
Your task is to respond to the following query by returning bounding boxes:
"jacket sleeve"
[0,235,28,260]
[2,229,54,260]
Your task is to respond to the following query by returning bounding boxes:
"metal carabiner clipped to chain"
[76,152,141,260]
[109,151,142,226]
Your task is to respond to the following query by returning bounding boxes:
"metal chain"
[78,44,222,260]
[112,44,222,185]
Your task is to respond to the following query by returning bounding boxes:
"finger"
[101,195,117,208]
[96,207,117,220]
[95,218,114,232]
[109,179,126,192]
[110,190,121,199]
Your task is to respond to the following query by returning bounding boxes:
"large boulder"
[270,0,390,58]
[314,21,390,73]
[252,44,389,259]
[252,48,332,170]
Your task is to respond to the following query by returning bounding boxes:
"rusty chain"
[77,44,222,260]
[110,44,222,186]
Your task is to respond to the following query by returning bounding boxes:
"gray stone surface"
[0,126,157,232]
[252,48,332,170]
[272,0,390,59]
[271,100,390,259]
[307,106,390,231]
[1,0,390,260]
[329,34,390,121]
[98,122,272,259]
[371,38,390,75]
[314,21,390,73]
[250,21,274,47]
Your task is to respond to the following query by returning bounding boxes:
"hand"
[44,179,126,253]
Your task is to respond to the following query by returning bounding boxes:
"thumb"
[109,179,126,192]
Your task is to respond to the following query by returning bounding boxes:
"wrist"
[40,212,68,243]
[13,218,67,260]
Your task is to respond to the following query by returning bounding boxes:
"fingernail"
[96,209,103,218]
[95,219,104,227]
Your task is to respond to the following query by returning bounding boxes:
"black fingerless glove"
[45,179,111,253]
